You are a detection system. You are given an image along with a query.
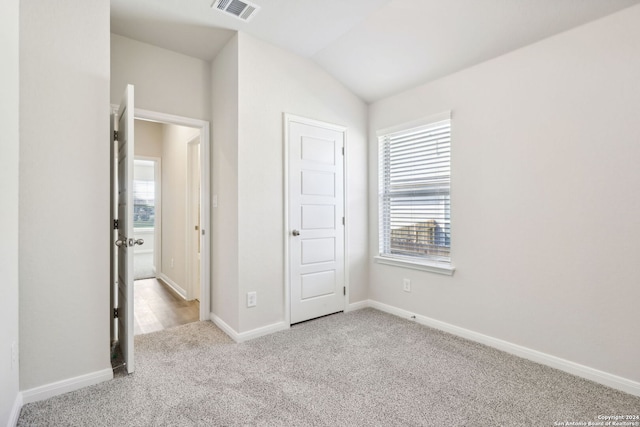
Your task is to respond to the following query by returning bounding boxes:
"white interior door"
[116,84,136,373]
[110,109,117,344]
[288,117,345,324]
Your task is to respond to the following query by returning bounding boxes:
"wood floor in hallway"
[134,278,199,335]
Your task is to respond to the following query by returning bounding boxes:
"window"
[133,180,155,228]
[377,112,453,274]
[133,160,156,228]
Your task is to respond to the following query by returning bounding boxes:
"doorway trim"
[283,113,349,326]
[186,136,201,301]
[134,108,211,321]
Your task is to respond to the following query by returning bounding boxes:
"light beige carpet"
[18,309,640,426]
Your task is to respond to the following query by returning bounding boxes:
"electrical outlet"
[403,278,411,292]
[247,291,257,307]
[11,341,17,370]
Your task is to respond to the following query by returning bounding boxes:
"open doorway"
[131,117,207,335]
[111,99,211,373]
[111,89,211,373]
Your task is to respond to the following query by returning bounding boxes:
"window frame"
[132,163,157,230]
[375,111,455,276]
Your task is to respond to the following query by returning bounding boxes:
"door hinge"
[113,219,119,230]
[342,146,345,156]
[113,130,118,140]
[343,286,346,296]
[342,217,345,225]
[113,308,119,318]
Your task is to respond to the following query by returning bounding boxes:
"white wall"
[368,5,640,384]
[135,119,163,158]
[111,34,211,121]
[236,33,369,332]
[210,35,240,331]
[19,0,112,390]
[160,123,200,292]
[0,0,21,423]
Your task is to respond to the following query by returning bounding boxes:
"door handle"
[115,238,144,247]
[292,230,300,236]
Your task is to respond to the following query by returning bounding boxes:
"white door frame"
[134,107,211,321]
[186,136,201,301]
[283,113,349,326]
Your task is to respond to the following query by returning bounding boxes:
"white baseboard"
[209,313,239,342]
[210,313,289,343]
[21,368,113,405]
[8,392,22,427]
[237,321,289,342]
[367,299,640,397]
[156,273,187,299]
[345,300,369,312]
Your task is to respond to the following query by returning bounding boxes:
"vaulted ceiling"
[111,0,640,102]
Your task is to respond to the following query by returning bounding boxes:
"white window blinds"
[379,116,451,264]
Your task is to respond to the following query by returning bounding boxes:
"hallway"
[134,278,199,335]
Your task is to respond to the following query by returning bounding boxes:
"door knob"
[114,239,127,247]
[292,230,300,236]
[134,238,144,246]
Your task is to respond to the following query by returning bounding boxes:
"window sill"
[133,227,155,232]
[374,256,455,276]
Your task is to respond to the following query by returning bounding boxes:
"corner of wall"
[210,31,240,332]
[0,0,21,424]
[19,0,112,392]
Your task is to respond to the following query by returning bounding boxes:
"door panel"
[289,118,345,324]
[301,271,336,300]
[301,171,335,196]
[301,136,335,164]
[301,238,335,265]
[116,84,135,374]
[301,205,335,229]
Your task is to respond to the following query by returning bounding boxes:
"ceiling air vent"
[212,0,260,22]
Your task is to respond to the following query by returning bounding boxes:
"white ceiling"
[111,0,640,103]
